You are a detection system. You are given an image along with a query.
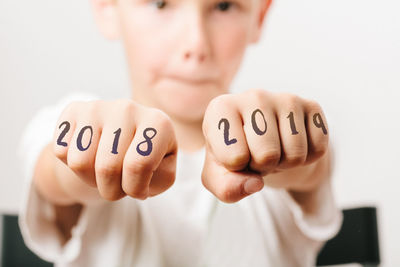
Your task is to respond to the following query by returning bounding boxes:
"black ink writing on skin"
[57,121,70,147]
[251,109,267,136]
[136,128,157,156]
[287,112,299,135]
[77,126,93,151]
[218,118,237,146]
[313,113,328,135]
[111,128,122,154]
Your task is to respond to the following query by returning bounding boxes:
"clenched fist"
[53,99,177,201]
[202,90,329,203]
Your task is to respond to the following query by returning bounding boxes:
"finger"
[203,95,250,171]
[304,100,329,164]
[276,95,308,169]
[239,93,281,174]
[94,103,136,201]
[201,150,264,203]
[148,152,177,197]
[53,102,78,164]
[67,102,102,187]
[122,109,176,200]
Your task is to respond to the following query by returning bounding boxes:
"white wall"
[1,0,399,266]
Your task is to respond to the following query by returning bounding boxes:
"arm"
[32,99,178,243]
[264,147,332,215]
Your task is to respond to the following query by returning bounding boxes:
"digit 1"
[218,118,237,146]
[111,128,121,154]
[287,112,299,135]
[77,126,93,151]
[57,121,70,147]
[136,128,157,157]
[313,113,328,135]
[251,109,267,136]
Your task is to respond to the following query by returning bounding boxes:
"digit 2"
[218,118,237,146]
[136,128,157,156]
[57,121,70,147]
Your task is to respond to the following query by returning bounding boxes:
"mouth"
[164,74,218,86]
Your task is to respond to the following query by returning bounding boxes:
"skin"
[33,0,334,243]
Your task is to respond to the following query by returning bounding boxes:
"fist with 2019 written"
[202,90,329,203]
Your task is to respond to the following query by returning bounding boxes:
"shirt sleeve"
[264,178,343,266]
[17,92,100,263]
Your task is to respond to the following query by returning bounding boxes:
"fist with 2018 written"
[53,99,177,201]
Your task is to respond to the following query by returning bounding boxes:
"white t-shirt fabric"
[18,93,342,267]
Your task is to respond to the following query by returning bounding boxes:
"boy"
[19,0,342,266]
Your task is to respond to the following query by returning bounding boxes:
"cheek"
[211,22,250,83]
[119,12,173,80]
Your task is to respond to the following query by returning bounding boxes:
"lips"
[169,76,216,85]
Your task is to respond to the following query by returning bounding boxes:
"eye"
[153,0,167,9]
[216,1,233,12]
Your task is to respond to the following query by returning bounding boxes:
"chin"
[154,81,225,123]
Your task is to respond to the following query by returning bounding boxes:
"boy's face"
[93,0,270,122]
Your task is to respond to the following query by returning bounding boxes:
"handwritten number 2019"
[218,111,328,146]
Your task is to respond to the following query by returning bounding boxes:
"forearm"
[263,148,332,214]
[33,143,102,207]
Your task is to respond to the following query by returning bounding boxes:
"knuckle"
[247,89,266,101]
[67,154,92,172]
[208,94,233,110]
[99,189,124,202]
[312,138,329,156]
[95,160,121,179]
[124,157,154,177]
[122,184,148,200]
[306,100,322,113]
[256,149,281,167]
[285,148,307,166]
[224,151,249,171]
[85,100,101,116]
[281,93,301,109]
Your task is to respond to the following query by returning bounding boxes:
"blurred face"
[110,0,267,123]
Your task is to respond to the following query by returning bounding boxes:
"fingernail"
[244,178,264,194]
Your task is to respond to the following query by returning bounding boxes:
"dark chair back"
[1,214,53,267]
[317,207,380,267]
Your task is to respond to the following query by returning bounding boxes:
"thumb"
[201,150,264,203]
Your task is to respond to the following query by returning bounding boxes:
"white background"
[1,0,399,266]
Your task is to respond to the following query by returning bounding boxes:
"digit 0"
[57,121,70,147]
[136,128,157,156]
[313,113,328,135]
[77,126,93,151]
[218,118,237,146]
[251,109,267,136]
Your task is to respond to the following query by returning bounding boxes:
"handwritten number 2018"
[56,124,157,156]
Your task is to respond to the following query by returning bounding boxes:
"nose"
[181,11,211,64]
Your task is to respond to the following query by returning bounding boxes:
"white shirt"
[18,93,342,267]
